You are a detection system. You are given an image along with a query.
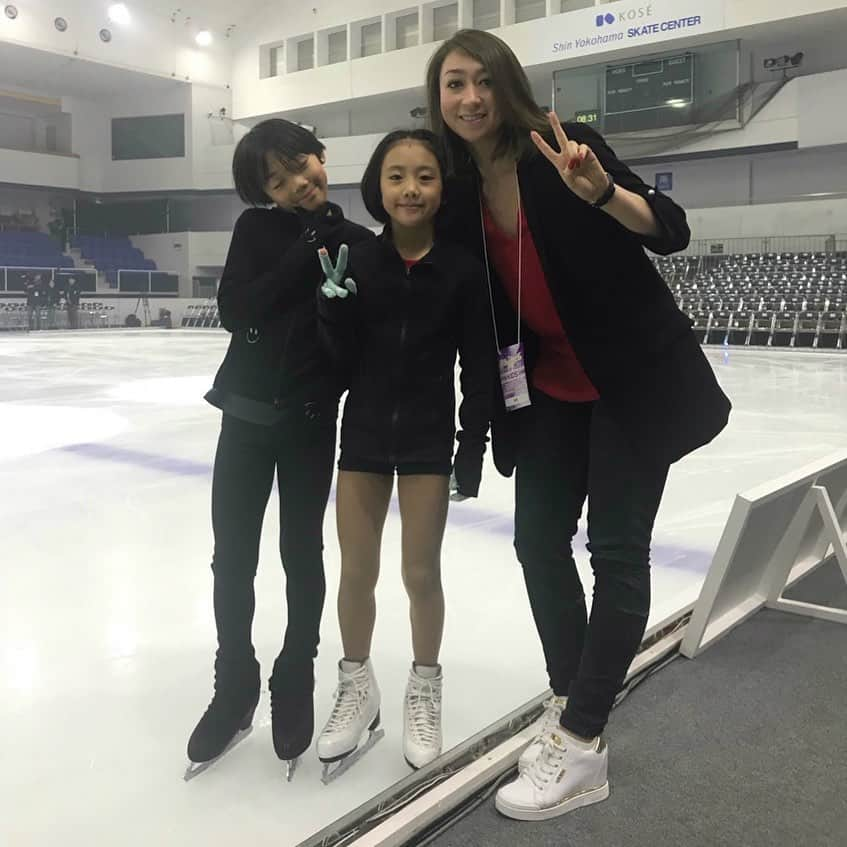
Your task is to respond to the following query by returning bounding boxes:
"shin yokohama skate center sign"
[548,0,726,60]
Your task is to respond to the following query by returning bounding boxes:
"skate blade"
[320,728,385,785]
[183,725,253,782]
[285,757,299,782]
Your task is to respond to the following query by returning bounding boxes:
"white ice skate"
[403,664,443,769]
[317,659,383,784]
[518,695,567,772]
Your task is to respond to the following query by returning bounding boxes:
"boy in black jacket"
[186,119,373,781]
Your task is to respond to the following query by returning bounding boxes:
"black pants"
[28,306,41,330]
[514,390,669,739]
[210,409,336,674]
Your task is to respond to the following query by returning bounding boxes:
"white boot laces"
[325,667,368,734]
[407,676,441,745]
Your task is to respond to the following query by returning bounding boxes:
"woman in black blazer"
[426,29,730,821]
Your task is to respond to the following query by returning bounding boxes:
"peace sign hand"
[318,244,358,299]
[530,112,610,205]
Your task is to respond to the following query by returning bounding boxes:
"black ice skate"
[269,658,315,782]
[185,656,260,781]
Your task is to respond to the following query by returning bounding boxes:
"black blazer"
[442,122,731,473]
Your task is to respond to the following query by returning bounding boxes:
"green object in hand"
[318,244,358,299]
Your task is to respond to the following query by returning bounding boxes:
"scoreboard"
[605,54,694,116]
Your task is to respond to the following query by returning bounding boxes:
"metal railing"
[0,265,96,293]
[681,234,847,257]
[0,301,116,331]
[115,269,179,294]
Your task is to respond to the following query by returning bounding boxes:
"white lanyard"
[479,168,532,411]
[478,168,522,355]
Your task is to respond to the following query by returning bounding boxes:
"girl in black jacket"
[315,130,493,778]
[426,30,731,820]
[186,119,373,781]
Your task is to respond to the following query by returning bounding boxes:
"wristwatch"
[592,172,616,208]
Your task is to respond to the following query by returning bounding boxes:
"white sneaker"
[317,659,381,763]
[496,730,609,821]
[403,664,443,769]
[518,695,567,772]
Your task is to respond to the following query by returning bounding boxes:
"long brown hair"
[425,29,550,175]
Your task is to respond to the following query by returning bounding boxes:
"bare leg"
[397,474,450,666]
[336,470,393,661]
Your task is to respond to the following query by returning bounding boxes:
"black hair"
[232,119,326,206]
[360,129,447,224]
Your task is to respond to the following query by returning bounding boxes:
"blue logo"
[596,12,615,26]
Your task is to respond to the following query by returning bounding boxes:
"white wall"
[232,0,732,119]
[0,148,79,190]
[230,0,847,120]
[103,87,195,193]
[63,92,193,194]
[724,0,847,29]
[0,0,232,88]
[187,232,231,274]
[130,233,190,286]
[637,146,847,211]
[62,97,109,193]
[130,232,233,297]
[797,68,847,149]
[191,86,236,191]
[686,199,847,241]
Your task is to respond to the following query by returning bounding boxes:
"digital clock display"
[574,110,600,126]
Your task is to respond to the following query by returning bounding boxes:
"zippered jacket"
[208,203,374,419]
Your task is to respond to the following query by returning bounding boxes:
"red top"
[482,201,598,403]
[404,258,418,270]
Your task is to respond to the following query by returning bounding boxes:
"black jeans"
[210,408,336,674]
[514,390,669,739]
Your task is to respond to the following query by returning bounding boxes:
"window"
[433,4,458,41]
[297,37,314,71]
[328,30,347,64]
[473,0,500,31]
[269,45,282,77]
[559,0,594,12]
[361,21,382,57]
[515,0,546,24]
[395,12,419,49]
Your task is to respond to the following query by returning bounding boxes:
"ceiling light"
[54,17,68,32]
[195,30,212,47]
[108,4,131,26]
[99,28,112,42]
[4,4,18,19]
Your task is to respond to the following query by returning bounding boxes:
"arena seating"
[70,235,157,286]
[0,232,74,268]
[655,251,847,349]
[181,302,221,328]
[179,251,847,350]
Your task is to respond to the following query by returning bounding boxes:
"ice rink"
[2,329,846,845]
